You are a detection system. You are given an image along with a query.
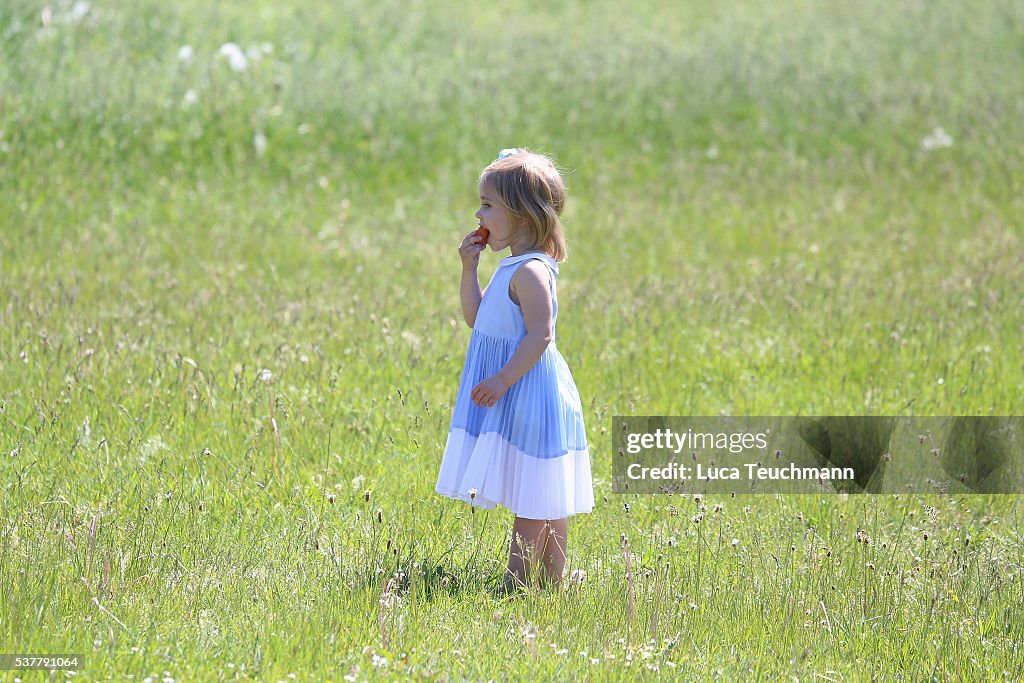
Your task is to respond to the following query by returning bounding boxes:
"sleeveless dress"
[435,252,595,519]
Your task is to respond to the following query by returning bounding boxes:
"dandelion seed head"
[67,1,91,23]
[921,126,953,151]
[218,42,249,72]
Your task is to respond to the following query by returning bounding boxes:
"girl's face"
[475,183,521,252]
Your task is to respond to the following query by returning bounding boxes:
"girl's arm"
[458,229,486,327]
[470,261,552,407]
[460,267,483,328]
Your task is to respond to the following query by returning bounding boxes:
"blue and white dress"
[435,252,595,519]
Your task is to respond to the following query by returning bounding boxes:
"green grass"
[2,0,1023,679]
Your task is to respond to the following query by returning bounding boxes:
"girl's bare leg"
[505,516,569,590]
[540,518,568,589]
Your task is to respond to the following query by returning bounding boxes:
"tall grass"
[2,0,1022,679]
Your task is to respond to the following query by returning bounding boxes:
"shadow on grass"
[354,556,571,602]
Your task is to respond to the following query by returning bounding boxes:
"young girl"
[435,148,594,594]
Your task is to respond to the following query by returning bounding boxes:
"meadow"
[1,0,1023,679]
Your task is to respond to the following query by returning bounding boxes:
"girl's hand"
[459,229,487,270]
[471,373,509,407]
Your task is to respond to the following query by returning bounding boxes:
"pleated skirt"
[435,329,595,519]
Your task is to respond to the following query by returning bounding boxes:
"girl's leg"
[505,516,545,588]
[540,518,568,589]
[505,516,569,590]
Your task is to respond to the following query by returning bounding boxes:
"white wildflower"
[400,329,421,351]
[921,126,953,151]
[177,45,194,63]
[71,2,91,21]
[183,89,198,106]
[141,437,168,459]
[254,131,267,157]
[379,592,402,610]
[258,368,272,382]
[218,42,249,72]
[60,1,90,24]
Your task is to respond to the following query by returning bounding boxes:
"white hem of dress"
[435,428,594,519]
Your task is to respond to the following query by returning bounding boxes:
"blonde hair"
[479,149,568,262]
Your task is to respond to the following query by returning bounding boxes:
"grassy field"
[2,0,1023,679]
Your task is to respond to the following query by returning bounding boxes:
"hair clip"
[497,148,520,159]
